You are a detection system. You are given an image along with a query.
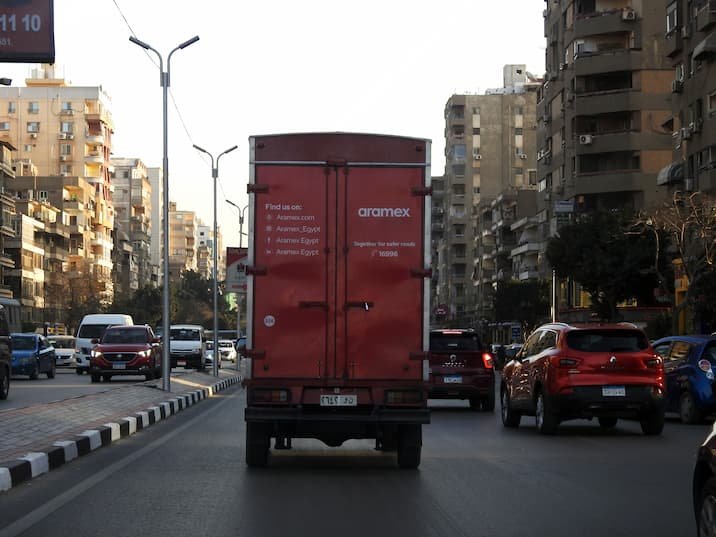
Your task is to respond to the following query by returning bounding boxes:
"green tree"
[493,280,550,335]
[546,210,657,322]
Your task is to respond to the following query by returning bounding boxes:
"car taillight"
[698,359,715,380]
[482,353,494,369]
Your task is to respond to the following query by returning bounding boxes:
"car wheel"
[639,409,665,435]
[679,391,703,424]
[90,374,100,383]
[501,386,521,428]
[0,366,9,400]
[697,476,716,537]
[75,367,83,375]
[102,374,112,382]
[29,360,39,380]
[598,417,618,429]
[535,391,559,435]
[46,362,56,379]
[396,424,422,469]
[482,387,496,412]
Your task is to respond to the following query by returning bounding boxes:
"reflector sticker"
[264,315,276,328]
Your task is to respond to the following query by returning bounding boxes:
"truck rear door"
[248,133,429,383]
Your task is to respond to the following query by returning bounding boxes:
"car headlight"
[91,350,102,359]
[136,350,151,358]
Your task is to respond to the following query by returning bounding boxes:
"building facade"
[168,201,198,280]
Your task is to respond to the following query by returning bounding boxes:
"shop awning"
[694,33,716,61]
[656,161,684,185]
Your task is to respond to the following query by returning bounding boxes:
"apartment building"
[438,65,540,327]
[111,157,156,289]
[168,201,198,280]
[0,65,116,304]
[7,173,98,325]
[662,0,716,194]
[0,142,15,302]
[148,166,163,281]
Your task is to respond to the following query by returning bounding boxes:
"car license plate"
[320,395,357,406]
[444,375,463,384]
[602,385,625,397]
[177,360,186,366]
[113,363,126,370]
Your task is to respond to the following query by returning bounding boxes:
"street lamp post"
[226,199,248,365]
[130,34,199,391]
[193,145,238,377]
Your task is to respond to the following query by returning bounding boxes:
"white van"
[74,314,134,374]
[169,324,206,370]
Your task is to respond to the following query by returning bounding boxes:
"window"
[473,128,480,135]
[667,2,678,34]
[452,184,465,196]
[60,143,71,156]
[27,102,39,114]
[472,106,480,115]
[23,144,32,152]
[0,122,8,131]
[515,128,523,135]
[60,164,72,175]
[529,170,537,185]
[453,144,466,160]
[60,122,73,134]
[7,102,15,114]
[515,106,524,116]
[61,102,72,112]
[26,122,39,133]
[709,91,716,116]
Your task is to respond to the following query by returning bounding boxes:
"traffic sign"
[225,247,247,292]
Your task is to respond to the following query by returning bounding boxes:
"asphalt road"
[0,384,708,537]
[4,363,236,410]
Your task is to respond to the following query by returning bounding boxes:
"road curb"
[0,375,240,493]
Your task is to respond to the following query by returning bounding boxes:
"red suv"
[90,325,162,383]
[500,322,665,435]
[428,329,495,411]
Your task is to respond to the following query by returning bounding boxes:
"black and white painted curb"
[0,375,241,493]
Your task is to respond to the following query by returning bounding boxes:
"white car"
[204,341,221,369]
[218,339,237,362]
[48,335,76,367]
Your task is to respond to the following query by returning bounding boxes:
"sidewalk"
[0,369,242,493]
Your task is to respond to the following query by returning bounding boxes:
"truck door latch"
[344,301,374,311]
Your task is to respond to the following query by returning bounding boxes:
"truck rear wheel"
[246,423,270,467]
[396,424,422,469]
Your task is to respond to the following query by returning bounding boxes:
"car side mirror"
[152,337,161,344]
[91,338,99,344]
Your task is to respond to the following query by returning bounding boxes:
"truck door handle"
[299,301,328,309]
[345,301,374,311]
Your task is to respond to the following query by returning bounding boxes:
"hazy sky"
[2,0,545,246]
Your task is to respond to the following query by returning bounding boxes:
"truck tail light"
[482,353,494,369]
[385,390,423,404]
[251,389,289,403]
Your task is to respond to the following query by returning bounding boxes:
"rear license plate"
[320,395,357,406]
[602,385,625,397]
[177,360,186,366]
[444,375,463,384]
[113,363,126,370]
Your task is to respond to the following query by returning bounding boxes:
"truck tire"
[246,423,270,467]
[396,424,422,469]
[482,388,496,412]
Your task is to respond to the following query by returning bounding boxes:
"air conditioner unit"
[622,8,636,20]
[59,155,67,162]
[58,133,67,139]
[66,134,74,140]
[29,132,37,139]
[681,127,692,140]
[474,154,482,160]
[579,134,593,145]
[672,79,684,93]
[519,154,527,159]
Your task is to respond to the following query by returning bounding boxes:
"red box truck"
[243,132,432,468]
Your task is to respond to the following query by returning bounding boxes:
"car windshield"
[101,329,148,344]
[49,338,75,349]
[77,324,112,339]
[11,335,35,350]
[430,332,481,351]
[566,330,649,352]
[170,329,200,341]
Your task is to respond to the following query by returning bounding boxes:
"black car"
[693,421,716,536]
[0,305,11,399]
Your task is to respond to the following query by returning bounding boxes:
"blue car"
[652,335,716,423]
[11,333,56,380]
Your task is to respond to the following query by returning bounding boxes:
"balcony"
[84,152,103,164]
[573,8,640,39]
[697,1,716,32]
[518,268,541,281]
[86,134,104,144]
[574,49,641,77]
[510,242,541,257]
[45,245,69,260]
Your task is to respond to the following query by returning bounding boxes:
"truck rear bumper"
[245,406,430,425]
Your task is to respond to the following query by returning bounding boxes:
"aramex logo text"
[358,207,411,218]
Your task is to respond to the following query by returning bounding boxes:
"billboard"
[225,247,247,293]
[0,0,55,63]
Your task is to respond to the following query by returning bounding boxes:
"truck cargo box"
[244,132,431,468]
